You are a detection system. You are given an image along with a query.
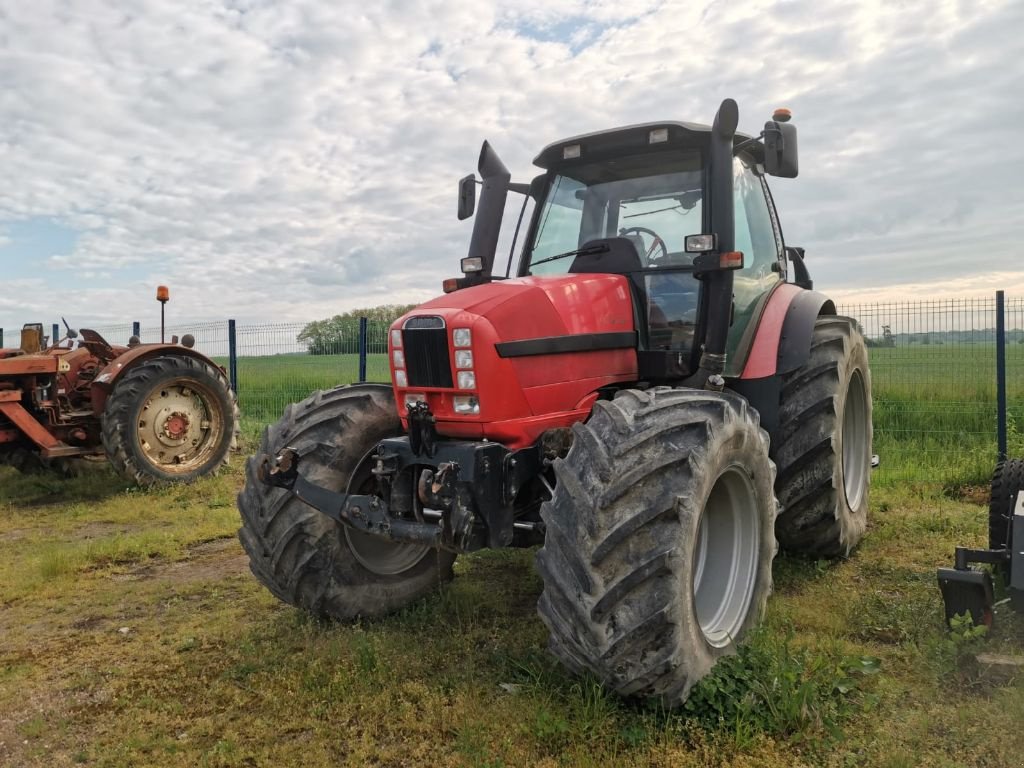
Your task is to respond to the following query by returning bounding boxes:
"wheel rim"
[692,466,760,649]
[841,369,869,510]
[137,378,225,474]
[343,448,430,576]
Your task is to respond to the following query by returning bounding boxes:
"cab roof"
[533,121,759,170]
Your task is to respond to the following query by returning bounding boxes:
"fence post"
[228,319,238,394]
[358,317,368,383]
[132,321,140,339]
[52,323,59,346]
[996,290,1007,461]
[0,328,3,348]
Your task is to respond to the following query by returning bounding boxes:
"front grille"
[403,326,453,388]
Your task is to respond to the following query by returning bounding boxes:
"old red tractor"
[239,99,873,705]
[0,293,237,484]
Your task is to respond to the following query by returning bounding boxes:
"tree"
[297,305,416,355]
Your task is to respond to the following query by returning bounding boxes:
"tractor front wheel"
[536,388,778,705]
[101,354,237,485]
[236,384,455,620]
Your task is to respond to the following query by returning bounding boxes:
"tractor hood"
[412,274,636,342]
[389,274,638,448]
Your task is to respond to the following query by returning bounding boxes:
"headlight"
[453,328,472,347]
[453,395,479,414]
[390,329,402,348]
[454,350,473,369]
[404,393,427,408]
[394,369,408,387]
[457,370,476,389]
[392,349,405,368]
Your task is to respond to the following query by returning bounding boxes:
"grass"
[1,449,1023,767]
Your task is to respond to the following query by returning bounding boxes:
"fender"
[730,284,835,437]
[89,345,228,414]
[740,285,835,379]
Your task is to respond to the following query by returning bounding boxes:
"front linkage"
[261,403,543,553]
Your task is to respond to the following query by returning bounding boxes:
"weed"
[683,626,880,746]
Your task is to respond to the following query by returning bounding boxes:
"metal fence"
[3,292,1022,487]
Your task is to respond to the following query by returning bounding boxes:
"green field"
[231,344,1024,488]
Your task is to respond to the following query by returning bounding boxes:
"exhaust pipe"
[465,141,511,284]
[695,98,739,385]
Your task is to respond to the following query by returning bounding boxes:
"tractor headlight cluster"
[453,328,476,393]
[390,329,407,387]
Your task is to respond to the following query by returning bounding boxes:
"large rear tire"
[237,384,455,620]
[101,354,238,486]
[535,388,778,705]
[772,316,872,558]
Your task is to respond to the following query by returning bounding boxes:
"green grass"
[1,452,1023,767]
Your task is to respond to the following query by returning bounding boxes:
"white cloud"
[0,0,1021,332]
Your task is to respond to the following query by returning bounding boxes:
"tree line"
[297,305,416,355]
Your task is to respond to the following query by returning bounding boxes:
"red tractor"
[0,298,237,484]
[238,99,873,704]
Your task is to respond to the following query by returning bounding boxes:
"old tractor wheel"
[989,458,1024,583]
[772,316,872,558]
[236,384,455,620]
[101,354,237,485]
[535,388,778,706]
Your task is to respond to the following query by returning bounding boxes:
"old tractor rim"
[344,449,430,576]
[138,379,225,473]
[692,466,760,649]
[842,369,869,510]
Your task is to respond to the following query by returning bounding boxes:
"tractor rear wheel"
[989,458,1024,583]
[771,317,872,558]
[237,384,455,620]
[535,388,778,705]
[101,354,237,486]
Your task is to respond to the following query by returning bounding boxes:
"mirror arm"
[733,131,765,155]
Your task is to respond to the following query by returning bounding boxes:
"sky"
[1,0,1022,332]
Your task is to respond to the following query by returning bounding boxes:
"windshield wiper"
[530,242,609,269]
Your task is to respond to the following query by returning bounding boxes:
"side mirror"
[457,174,477,220]
[764,121,798,178]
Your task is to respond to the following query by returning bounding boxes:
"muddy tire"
[989,459,1024,584]
[101,354,237,486]
[535,388,778,705]
[237,384,455,620]
[772,317,872,558]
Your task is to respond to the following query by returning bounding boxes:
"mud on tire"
[236,384,455,620]
[772,316,872,558]
[535,388,778,706]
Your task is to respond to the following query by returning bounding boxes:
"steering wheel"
[619,226,669,265]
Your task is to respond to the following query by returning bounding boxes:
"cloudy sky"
[1,0,1022,332]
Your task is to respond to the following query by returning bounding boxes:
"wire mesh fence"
[4,292,1022,488]
[836,296,1023,486]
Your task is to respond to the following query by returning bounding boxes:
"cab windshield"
[524,149,703,275]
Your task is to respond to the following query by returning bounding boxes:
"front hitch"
[259,448,443,547]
